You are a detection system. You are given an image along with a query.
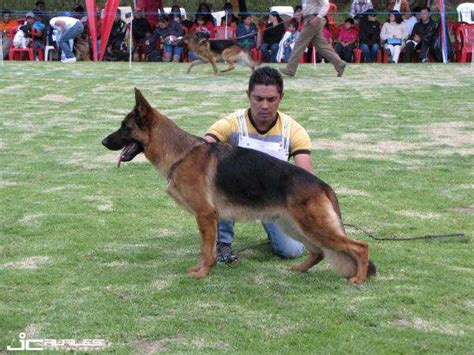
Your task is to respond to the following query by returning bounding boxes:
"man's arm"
[294,153,315,175]
[204,135,217,143]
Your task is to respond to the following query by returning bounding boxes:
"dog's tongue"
[117,144,135,168]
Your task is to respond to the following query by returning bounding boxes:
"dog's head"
[102,88,154,166]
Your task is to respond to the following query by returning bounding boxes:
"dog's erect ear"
[134,88,153,126]
[135,88,152,113]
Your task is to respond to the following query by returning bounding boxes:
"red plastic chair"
[457,24,474,63]
[8,27,34,61]
[214,25,235,39]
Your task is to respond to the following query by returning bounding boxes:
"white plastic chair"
[457,3,474,24]
[163,7,187,19]
[270,6,294,21]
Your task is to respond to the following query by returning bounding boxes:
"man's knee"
[272,240,305,259]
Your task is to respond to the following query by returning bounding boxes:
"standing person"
[381,10,408,63]
[50,15,84,63]
[359,9,381,63]
[280,0,347,78]
[204,67,313,263]
[404,6,421,36]
[261,11,285,63]
[350,0,373,22]
[0,10,16,58]
[387,0,411,19]
[403,6,436,63]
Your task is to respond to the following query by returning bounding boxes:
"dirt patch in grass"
[396,210,442,220]
[39,95,73,103]
[392,318,465,336]
[449,207,474,214]
[1,256,51,270]
[419,121,474,156]
[333,185,370,197]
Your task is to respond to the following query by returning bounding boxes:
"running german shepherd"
[183,33,258,75]
[102,89,376,285]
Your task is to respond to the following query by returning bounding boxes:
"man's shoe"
[279,67,295,77]
[421,57,429,63]
[61,57,76,63]
[336,61,346,77]
[216,242,239,264]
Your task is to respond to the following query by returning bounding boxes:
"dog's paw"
[188,267,210,278]
[290,263,309,272]
[349,276,366,286]
[188,264,202,273]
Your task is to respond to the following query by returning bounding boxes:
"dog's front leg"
[188,211,218,278]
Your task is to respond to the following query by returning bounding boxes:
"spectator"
[236,13,257,50]
[33,1,46,17]
[146,15,183,62]
[16,12,44,59]
[359,9,381,63]
[50,15,84,63]
[317,17,333,62]
[350,0,373,22]
[261,11,285,63]
[0,10,16,58]
[193,2,215,26]
[104,11,127,61]
[221,2,239,29]
[277,18,299,63]
[293,5,304,32]
[190,14,215,39]
[381,10,408,63]
[404,6,421,36]
[169,4,192,29]
[403,6,436,63]
[335,18,357,63]
[133,8,152,45]
[387,0,411,19]
[142,0,165,28]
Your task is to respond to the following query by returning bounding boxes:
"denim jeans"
[283,46,292,63]
[218,220,304,259]
[58,22,84,59]
[164,44,182,57]
[261,43,279,63]
[360,43,379,63]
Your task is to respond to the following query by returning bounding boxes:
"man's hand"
[309,16,321,26]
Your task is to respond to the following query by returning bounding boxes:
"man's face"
[344,21,352,29]
[420,9,430,22]
[158,21,168,29]
[26,16,35,24]
[244,16,252,26]
[247,84,283,126]
[36,3,45,10]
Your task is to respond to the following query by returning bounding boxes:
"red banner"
[99,0,120,61]
[85,0,98,61]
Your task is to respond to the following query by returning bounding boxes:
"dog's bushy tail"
[323,249,376,278]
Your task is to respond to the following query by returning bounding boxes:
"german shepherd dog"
[102,89,376,285]
[183,33,258,75]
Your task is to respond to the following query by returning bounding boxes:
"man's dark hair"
[248,66,283,94]
[421,6,431,12]
[294,5,302,12]
[2,9,12,15]
[35,1,45,6]
[345,17,354,25]
[412,6,422,16]
[288,18,298,29]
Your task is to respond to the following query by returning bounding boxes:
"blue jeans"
[360,43,379,63]
[218,220,304,259]
[58,22,84,59]
[283,46,292,63]
[261,43,279,63]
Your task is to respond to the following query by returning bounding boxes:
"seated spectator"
[133,8,152,45]
[193,2,215,26]
[146,15,183,62]
[236,13,257,50]
[350,0,373,22]
[221,2,239,29]
[0,10,16,58]
[104,11,127,61]
[381,10,408,63]
[293,5,303,32]
[169,4,193,29]
[15,12,44,58]
[335,18,358,63]
[190,14,215,39]
[261,11,285,63]
[359,9,381,63]
[317,16,333,62]
[277,18,299,63]
[404,6,421,36]
[403,7,436,63]
[387,0,410,19]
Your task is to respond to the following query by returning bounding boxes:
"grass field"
[0,61,473,353]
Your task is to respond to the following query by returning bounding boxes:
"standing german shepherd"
[102,89,376,285]
[183,33,258,75]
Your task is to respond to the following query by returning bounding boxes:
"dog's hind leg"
[220,61,236,72]
[188,210,218,278]
[288,196,370,285]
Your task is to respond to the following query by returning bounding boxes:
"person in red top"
[189,14,215,39]
[0,10,17,58]
[335,18,358,62]
[138,0,164,28]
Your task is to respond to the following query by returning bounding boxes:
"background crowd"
[0,0,470,64]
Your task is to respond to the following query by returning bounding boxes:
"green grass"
[0,62,473,353]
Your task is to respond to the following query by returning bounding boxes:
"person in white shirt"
[50,16,84,63]
[380,10,409,63]
[404,6,421,36]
